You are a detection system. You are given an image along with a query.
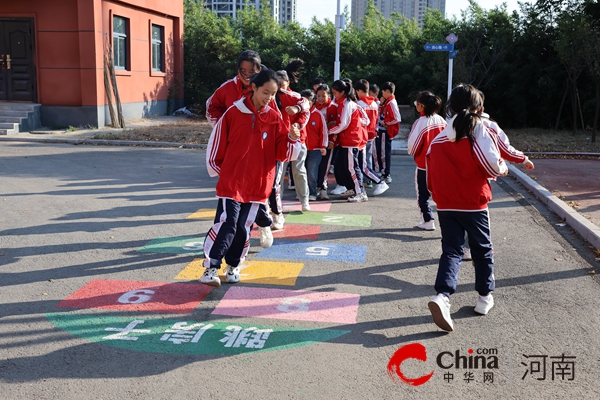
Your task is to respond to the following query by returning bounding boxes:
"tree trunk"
[571,79,578,135]
[555,81,569,131]
[576,86,585,131]
[593,80,600,143]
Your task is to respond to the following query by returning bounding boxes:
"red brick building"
[0,0,184,131]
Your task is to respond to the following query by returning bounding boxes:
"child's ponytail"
[416,91,442,117]
[446,84,483,141]
[332,79,357,102]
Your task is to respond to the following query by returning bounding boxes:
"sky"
[295,0,534,27]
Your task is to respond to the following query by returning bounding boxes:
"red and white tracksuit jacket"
[205,75,252,127]
[315,99,331,119]
[328,97,369,149]
[379,95,401,139]
[426,116,508,211]
[206,94,301,203]
[275,88,310,143]
[407,113,447,169]
[305,107,328,151]
[357,96,379,141]
[481,113,528,164]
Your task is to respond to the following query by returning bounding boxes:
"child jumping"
[407,91,446,230]
[202,69,302,287]
[426,83,508,331]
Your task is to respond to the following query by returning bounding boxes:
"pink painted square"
[212,287,360,324]
[56,280,211,314]
[250,224,321,241]
[282,200,332,212]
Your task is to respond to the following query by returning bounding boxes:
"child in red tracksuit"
[355,79,389,197]
[202,69,302,287]
[328,79,370,203]
[407,91,446,231]
[426,83,508,331]
[300,89,328,200]
[376,81,401,183]
[315,84,334,200]
[205,50,262,127]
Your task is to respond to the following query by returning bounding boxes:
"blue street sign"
[424,43,454,52]
[449,50,459,59]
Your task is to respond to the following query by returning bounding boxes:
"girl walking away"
[426,83,508,331]
[300,89,328,200]
[328,79,370,203]
[202,69,302,287]
[376,82,401,183]
[314,84,334,200]
[205,50,262,127]
[407,91,446,230]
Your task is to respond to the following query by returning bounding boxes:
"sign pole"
[447,57,453,100]
[334,0,341,80]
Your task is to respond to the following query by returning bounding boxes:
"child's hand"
[524,159,535,170]
[320,149,327,156]
[285,106,300,116]
[289,123,301,140]
[327,141,334,149]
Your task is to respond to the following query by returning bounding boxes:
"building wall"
[351,0,445,28]
[0,0,184,127]
[204,0,296,24]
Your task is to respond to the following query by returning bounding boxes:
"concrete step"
[0,116,22,123]
[0,110,31,118]
[0,103,37,112]
[0,122,18,130]
[0,128,16,135]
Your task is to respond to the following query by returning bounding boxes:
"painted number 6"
[117,288,158,304]
[306,246,330,256]
[276,297,310,313]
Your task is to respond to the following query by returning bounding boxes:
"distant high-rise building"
[351,0,446,28]
[203,0,296,24]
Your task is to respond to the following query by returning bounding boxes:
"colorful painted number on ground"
[186,209,215,220]
[56,280,212,314]
[212,287,361,324]
[46,313,350,355]
[256,242,367,263]
[137,236,205,255]
[174,258,304,286]
[284,212,372,227]
[250,224,322,241]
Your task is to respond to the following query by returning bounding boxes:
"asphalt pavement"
[1,141,599,399]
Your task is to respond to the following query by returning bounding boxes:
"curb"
[508,164,600,249]
[0,136,207,149]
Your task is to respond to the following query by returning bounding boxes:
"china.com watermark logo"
[387,343,499,386]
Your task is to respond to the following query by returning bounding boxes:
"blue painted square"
[256,242,366,263]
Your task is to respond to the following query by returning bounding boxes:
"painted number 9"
[117,288,157,304]
[306,246,330,256]
[277,297,310,313]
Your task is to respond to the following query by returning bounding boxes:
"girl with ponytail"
[425,83,508,332]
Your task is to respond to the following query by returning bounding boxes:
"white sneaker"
[384,175,392,184]
[318,189,329,200]
[428,293,454,331]
[259,226,273,248]
[225,265,240,283]
[372,181,389,196]
[348,192,368,202]
[329,165,335,174]
[417,220,436,230]
[339,189,356,198]
[200,267,221,287]
[463,248,472,261]
[474,294,494,315]
[271,213,285,230]
[301,201,311,212]
[308,195,317,201]
[330,185,347,195]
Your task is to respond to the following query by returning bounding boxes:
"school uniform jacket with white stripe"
[357,96,379,141]
[481,113,528,164]
[328,97,370,149]
[205,75,251,127]
[305,107,328,151]
[426,116,508,211]
[206,95,301,204]
[407,113,447,169]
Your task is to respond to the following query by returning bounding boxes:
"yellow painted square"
[187,209,216,220]
[174,259,303,286]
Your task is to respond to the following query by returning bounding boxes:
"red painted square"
[251,224,321,241]
[56,280,211,314]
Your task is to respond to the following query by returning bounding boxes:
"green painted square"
[284,212,371,227]
[138,236,205,255]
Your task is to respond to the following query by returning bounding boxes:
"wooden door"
[0,19,36,102]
